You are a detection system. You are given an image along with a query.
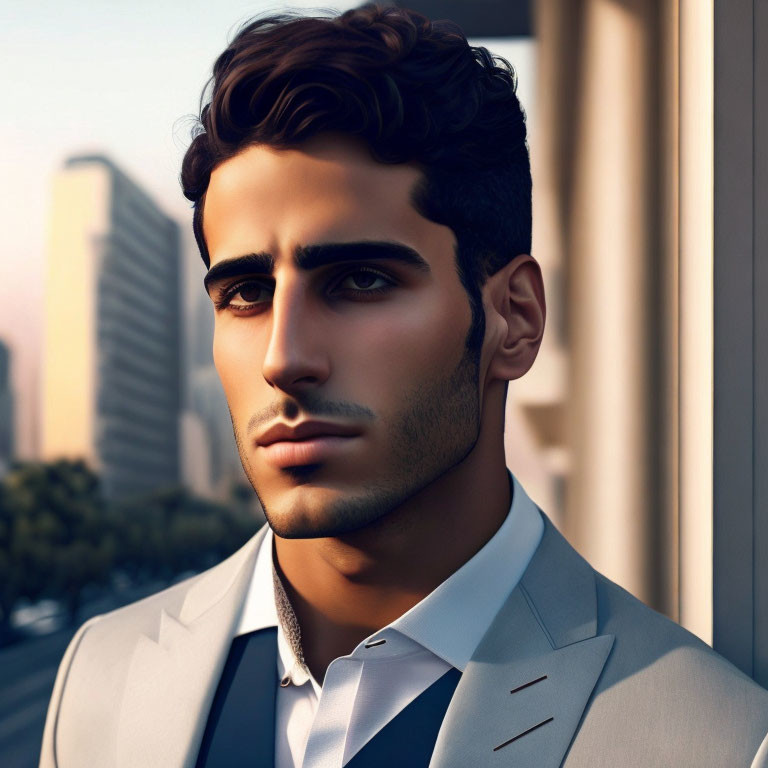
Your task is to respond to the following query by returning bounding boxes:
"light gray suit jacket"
[40,513,768,767]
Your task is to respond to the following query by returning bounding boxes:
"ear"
[483,255,546,383]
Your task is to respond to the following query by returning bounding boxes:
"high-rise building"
[41,155,181,500]
[0,339,14,473]
[190,290,215,372]
[188,366,247,494]
[178,278,254,506]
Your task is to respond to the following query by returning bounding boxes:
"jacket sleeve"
[38,615,103,768]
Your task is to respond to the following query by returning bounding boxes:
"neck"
[272,412,511,683]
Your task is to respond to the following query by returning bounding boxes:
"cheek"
[343,293,468,395]
[212,320,265,407]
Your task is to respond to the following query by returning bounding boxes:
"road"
[0,579,177,767]
[0,629,73,767]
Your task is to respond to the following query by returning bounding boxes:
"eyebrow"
[203,240,431,295]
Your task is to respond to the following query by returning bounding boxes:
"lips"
[258,435,359,469]
[255,420,361,447]
[255,420,362,469]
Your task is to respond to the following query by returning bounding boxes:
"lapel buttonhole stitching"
[509,674,547,695]
[493,716,554,752]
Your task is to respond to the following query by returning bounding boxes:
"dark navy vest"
[195,627,461,768]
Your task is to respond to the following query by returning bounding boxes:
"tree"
[0,459,115,640]
[0,458,262,646]
[110,487,260,581]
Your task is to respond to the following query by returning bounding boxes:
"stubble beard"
[231,343,482,539]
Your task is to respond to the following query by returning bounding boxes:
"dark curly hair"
[181,3,531,358]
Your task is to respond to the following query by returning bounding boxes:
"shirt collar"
[234,469,544,675]
[387,470,544,670]
[234,522,279,636]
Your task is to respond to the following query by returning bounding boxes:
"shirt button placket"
[302,657,364,768]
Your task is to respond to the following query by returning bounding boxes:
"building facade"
[0,339,14,473]
[41,155,181,500]
[179,291,251,501]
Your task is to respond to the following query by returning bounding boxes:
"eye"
[214,267,396,314]
[231,281,267,305]
[215,280,269,312]
[333,268,394,296]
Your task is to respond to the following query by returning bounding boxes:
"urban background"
[2,0,763,765]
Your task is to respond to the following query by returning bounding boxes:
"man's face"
[203,135,491,538]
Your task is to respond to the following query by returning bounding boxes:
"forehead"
[202,136,444,267]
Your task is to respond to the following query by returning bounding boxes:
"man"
[40,4,768,767]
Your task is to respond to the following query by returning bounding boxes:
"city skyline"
[0,0,364,458]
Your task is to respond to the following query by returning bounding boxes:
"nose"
[261,279,331,393]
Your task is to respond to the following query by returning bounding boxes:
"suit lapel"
[430,514,614,768]
[116,526,268,768]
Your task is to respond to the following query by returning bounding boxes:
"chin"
[262,481,403,539]
[264,508,378,539]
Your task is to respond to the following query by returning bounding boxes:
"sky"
[0,1,534,457]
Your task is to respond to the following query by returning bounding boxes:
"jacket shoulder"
[40,527,266,767]
[68,524,266,648]
[594,570,762,691]
[39,572,207,768]
[568,571,768,767]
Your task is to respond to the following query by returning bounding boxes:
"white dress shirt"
[234,470,544,768]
